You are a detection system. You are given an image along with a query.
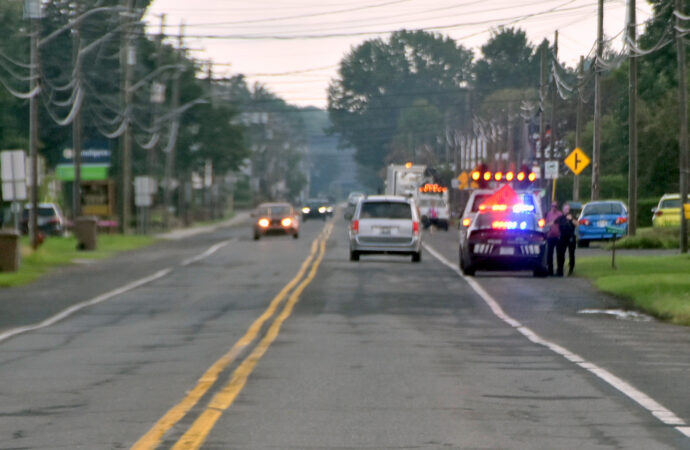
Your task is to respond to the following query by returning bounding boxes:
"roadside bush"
[606,227,685,249]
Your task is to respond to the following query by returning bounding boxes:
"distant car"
[252,202,299,240]
[344,191,366,220]
[301,198,333,221]
[21,203,66,236]
[459,185,547,277]
[577,200,628,247]
[652,194,690,227]
[348,195,422,262]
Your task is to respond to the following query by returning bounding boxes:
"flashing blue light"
[513,204,535,213]
[520,221,527,230]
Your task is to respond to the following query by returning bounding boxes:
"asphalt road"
[0,216,688,449]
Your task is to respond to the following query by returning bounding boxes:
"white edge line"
[422,242,689,438]
[0,238,236,345]
[180,239,234,267]
[0,268,172,344]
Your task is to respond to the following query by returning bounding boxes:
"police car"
[459,185,548,277]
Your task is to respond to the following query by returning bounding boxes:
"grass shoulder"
[576,253,690,326]
[0,234,155,288]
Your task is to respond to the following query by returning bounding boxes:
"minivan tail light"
[413,221,420,234]
[352,220,359,234]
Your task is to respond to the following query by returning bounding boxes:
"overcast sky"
[143,0,652,109]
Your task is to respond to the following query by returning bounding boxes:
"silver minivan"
[348,195,422,262]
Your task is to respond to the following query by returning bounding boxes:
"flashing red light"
[471,170,481,181]
[352,220,359,233]
[494,172,503,181]
[412,221,420,234]
[616,217,628,225]
[483,171,492,181]
[528,172,537,182]
[505,172,515,181]
[516,172,526,182]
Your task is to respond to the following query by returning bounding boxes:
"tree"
[328,30,473,174]
[473,28,540,99]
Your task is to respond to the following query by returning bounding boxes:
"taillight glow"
[462,218,471,227]
[413,221,420,234]
[258,218,270,228]
[579,218,590,226]
[352,220,359,233]
[281,217,292,227]
[615,217,628,225]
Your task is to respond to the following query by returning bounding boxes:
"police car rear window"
[475,213,539,231]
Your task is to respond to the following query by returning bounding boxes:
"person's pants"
[547,236,559,275]
[566,238,576,274]
[555,240,567,276]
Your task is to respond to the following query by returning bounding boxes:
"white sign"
[1,150,28,201]
[544,160,559,180]
[134,176,157,207]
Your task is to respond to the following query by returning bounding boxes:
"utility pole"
[539,43,547,188]
[72,7,83,219]
[574,56,584,202]
[28,2,41,250]
[628,0,638,236]
[592,0,604,200]
[120,0,135,234]
[550,31,559,200]
[676,0,689,253]
[163,22,184,230]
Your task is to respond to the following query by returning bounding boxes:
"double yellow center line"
[132,222,334,450]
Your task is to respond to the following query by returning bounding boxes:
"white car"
[348,195,422,262]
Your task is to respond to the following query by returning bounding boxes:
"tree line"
[0,0,309,226]
[327,1,688,202]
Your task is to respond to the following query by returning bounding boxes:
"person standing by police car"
[545,201,562,276]
[556,203,578,276]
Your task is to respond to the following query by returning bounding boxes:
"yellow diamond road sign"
[564,147,591,175]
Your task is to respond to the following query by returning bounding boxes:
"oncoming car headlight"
[318,206,327,213]
[281,217,293,227]
[258,218,270,228]
[302,207,310,214]
[326,206,334,213]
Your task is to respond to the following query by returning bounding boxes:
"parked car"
[348,195,422,262]
[301,198,333,221]
[21,203,66,236]
[652,194,690,227]
[577,200,628,247]
[252,202,299,240]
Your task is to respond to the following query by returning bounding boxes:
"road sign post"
[605,225,625,269]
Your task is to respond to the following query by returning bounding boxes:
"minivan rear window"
[360,201,412,219]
